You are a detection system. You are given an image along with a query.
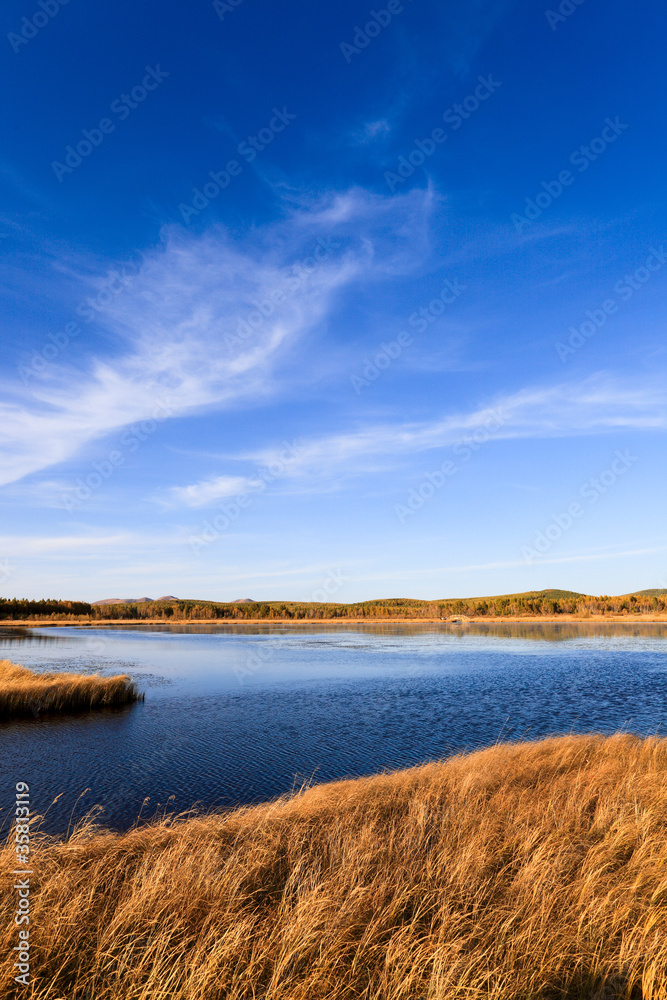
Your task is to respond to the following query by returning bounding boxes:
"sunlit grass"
[0,658,140,718]
[2,733,666,997]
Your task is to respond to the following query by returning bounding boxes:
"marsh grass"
[0,658,140,718]
[2,733,667,998]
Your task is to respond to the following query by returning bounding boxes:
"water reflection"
[447,621,667,641]
[0,628,65,646]
[3,620,667,642]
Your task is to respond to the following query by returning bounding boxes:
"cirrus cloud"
[0,187,434,488]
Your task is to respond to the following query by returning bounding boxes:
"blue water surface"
[1,622,666,834]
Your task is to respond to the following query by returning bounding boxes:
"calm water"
[1,622,667,834]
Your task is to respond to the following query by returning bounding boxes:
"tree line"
[0,599,93,620]
[1,591,666,621]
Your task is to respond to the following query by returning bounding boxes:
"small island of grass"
[0,659,141,719]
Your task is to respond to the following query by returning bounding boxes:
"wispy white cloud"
[248,373,665,470]
[0,533,135,556]
[165,374,667,506]
[0,188,433,489]
[168,475,253,508]
[349,119,392,146]
[347,542,667,587]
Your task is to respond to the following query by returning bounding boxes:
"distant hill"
[92,596,182,606]
[627,589,667,597]
[437,589,587,602]
[92,590,585,609]
[91,597,153,606]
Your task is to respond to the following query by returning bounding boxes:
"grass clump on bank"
[0,658,140,718]
[2,734,667,998]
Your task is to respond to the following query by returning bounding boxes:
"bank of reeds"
[0,659,140,718]
[2,733,667,998]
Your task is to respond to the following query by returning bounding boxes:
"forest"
[1,590,666,621]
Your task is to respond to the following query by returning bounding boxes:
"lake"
[2,622,667,834]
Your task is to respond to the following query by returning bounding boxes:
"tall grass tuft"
[0,659,140,718]
[2,734,667,996]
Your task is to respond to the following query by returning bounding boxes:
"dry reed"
[2,733,667,998]
[0,658,140,718]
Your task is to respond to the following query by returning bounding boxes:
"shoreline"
[2,613,667,627]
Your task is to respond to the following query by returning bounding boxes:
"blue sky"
[1,0,665,602]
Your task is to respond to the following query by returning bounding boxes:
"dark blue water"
[1,623,666,834]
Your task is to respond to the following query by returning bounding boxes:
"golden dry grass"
[3,733,667,999]
[0,658,140,718]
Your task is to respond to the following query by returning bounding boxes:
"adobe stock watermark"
[310,568,350,602]
[0,558,13,586]
[230,568,352,686]
[556,246,666,362]
[179,107,296,223]
[60,400,173,511]
[384,75,502,192]
[394,409,506,523]
[18,264,138,385]
[189,441,301,554]
[511,117,628,233]
[545,0,588,31]
[8,0,70,54]
[213,0,245,20]
[234,642,274,685]
[521,449,638,562]
[13,782,31,987]
[223,237,340,353]
[51,66,169,182]
[340,0,414,63]
[351,277,466,393]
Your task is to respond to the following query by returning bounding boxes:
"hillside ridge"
[1,588,666,621]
